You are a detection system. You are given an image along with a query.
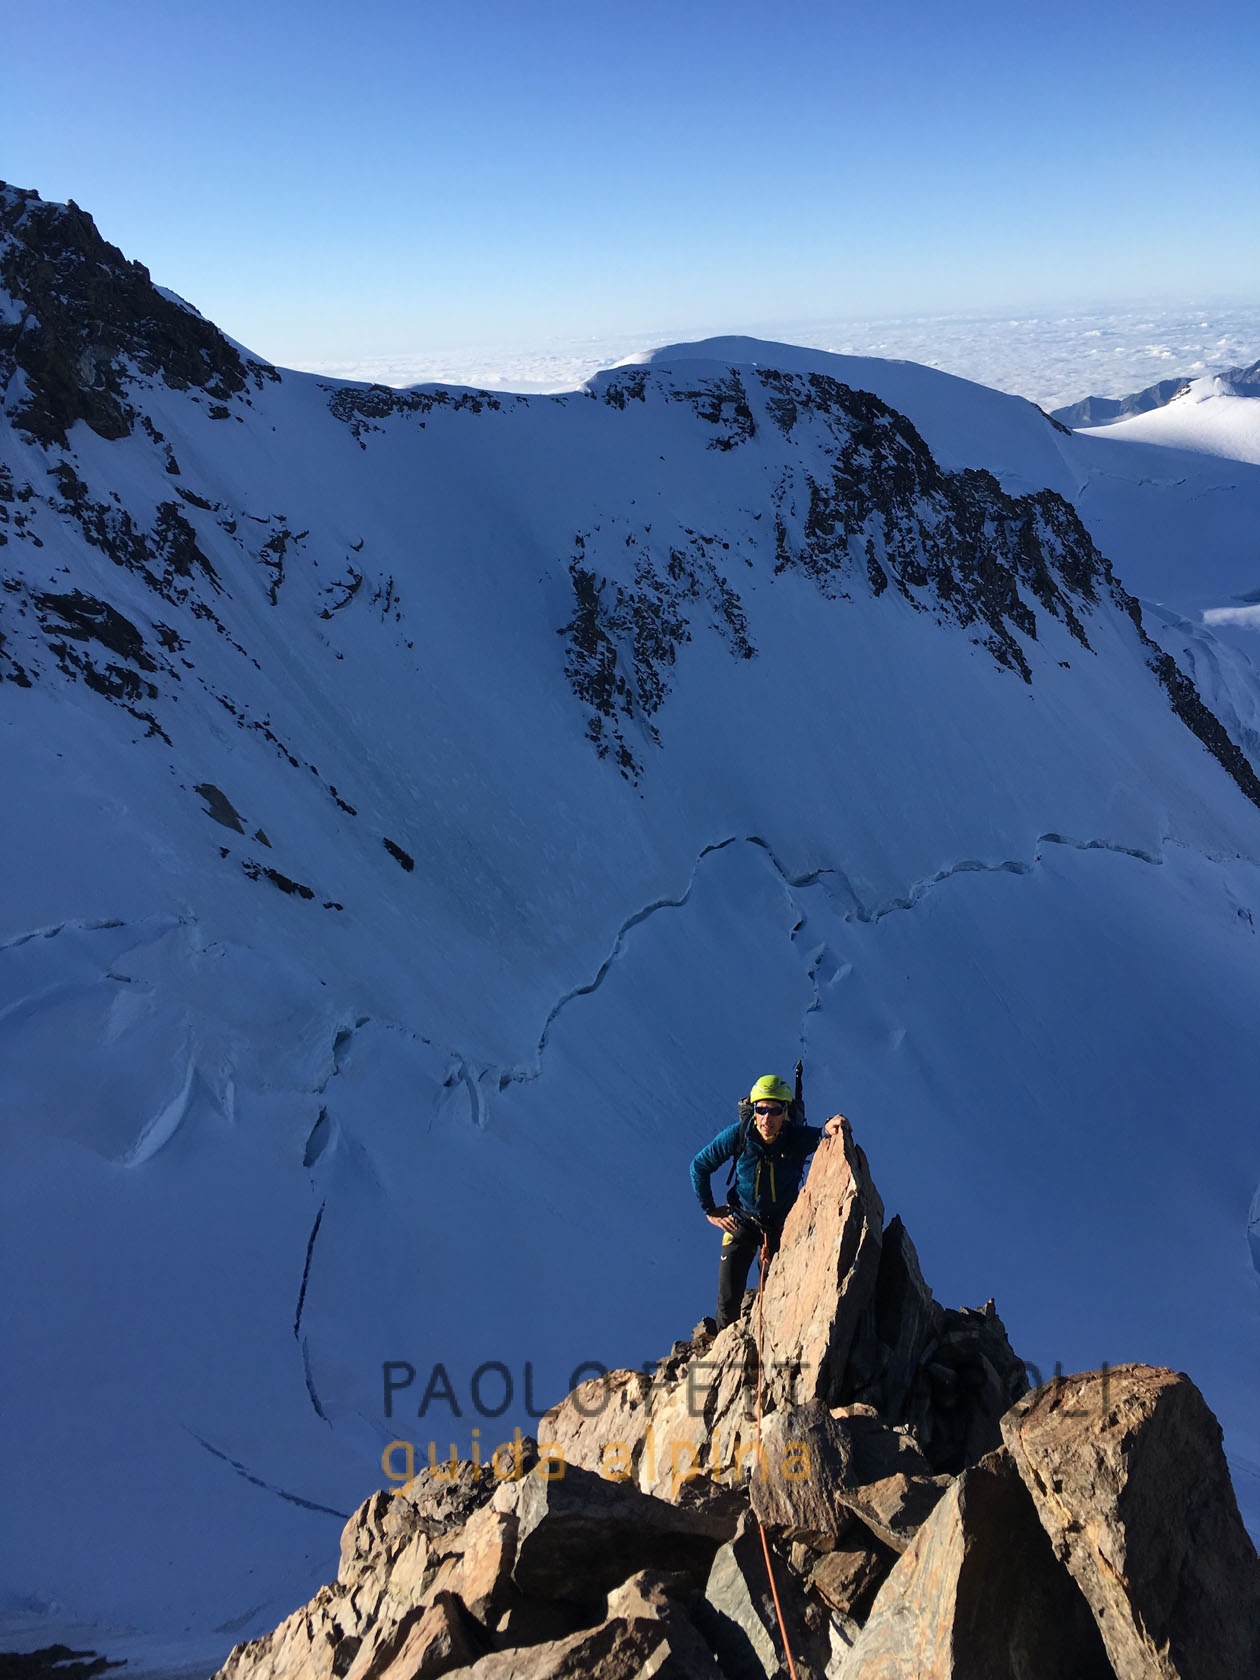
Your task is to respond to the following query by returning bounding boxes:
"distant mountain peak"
[1052,356,1260,430]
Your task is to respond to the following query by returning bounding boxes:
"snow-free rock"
[1001,1365,1260,1680]
[838,1449,1116,1679]
[696,1515,831,1680]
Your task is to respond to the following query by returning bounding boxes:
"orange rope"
[754,1227,800,1680]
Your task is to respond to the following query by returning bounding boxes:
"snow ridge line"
[186,1429,349,1519]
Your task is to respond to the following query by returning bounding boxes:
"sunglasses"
[754,1102,786,1115]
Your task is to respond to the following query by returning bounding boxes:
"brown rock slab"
[538,1368,653,1480]
[1002,1363,1260,1680]
[747,1402,860,1542]
[841,1449,1115,1677]
[508,1462,735,1604]
[426,1500,519,1622]
[214,1582,365,1680]
[807,1529,895,1620]
[538,1327,762,1504]
[604,1571,722,1674]
[461,1606,717,1678]
[345,1593,485,1680]
[836,1469,953,1555]
[748,1402,946,1554]
[760,1120,885,1412]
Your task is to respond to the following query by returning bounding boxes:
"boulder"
[634,1323,761,1501]
[342,1593,485,1680]
[215,1466,513,1680]
[834,1470,953,1555]
[808,1529,895,1621]
[747,1403,863,1543]
[748,1402,948,1554]
[507,1461,736,1604]
[1002,1364,1260,1680]
[603,1572,722,1675]
[838,1449,1115,1677]
[910,1304,1029,1472]
[696,1515,832,1680]
[537,1368,653,1479]
[457,1614,712,1679]
[426,1500,519,1622]
[459,1573,718,1678]
[214,1569,398,1680]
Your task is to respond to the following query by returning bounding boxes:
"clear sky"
[5,0,1258,367]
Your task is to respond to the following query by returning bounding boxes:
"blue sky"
[5,0,1258,366]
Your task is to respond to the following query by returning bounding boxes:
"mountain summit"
[2,186,1259,1658]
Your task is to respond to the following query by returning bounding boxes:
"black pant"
[715,1218,783,1330]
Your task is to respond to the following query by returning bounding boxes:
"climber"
[690,1074,848,1330]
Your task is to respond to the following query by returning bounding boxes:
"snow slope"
[1081,373,1260,468]
[2,189,1259,1663]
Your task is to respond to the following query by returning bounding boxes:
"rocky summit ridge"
[214,1127,1260,1679]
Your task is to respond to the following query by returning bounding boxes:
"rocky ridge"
[214,1128,1260,1679]
[0,181,277,448]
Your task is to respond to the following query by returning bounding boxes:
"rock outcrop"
[216,1128,1260,1680]
[1001,1366,1260,1680]
[0,182,276,449]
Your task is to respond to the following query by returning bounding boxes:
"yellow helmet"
[748,1074,793,1106]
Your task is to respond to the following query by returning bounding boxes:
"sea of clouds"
[294,302,1260,413]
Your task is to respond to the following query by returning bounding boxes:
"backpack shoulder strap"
[725,1099,755,1192]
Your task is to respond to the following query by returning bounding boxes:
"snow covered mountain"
[1077,369,1260,469]
[3,185,1259,1666]
[1052,357,1260,431]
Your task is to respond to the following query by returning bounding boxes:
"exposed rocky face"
[0,181,277,448]
[213,1130,1260,1679]
[1001,1366,1260,1680]
[554,364,1121,779]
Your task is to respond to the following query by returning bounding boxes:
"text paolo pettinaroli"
[379,1355,808,1497]
[378,1355,1099,1496]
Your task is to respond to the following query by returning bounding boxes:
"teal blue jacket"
[690,1119,824,1224]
